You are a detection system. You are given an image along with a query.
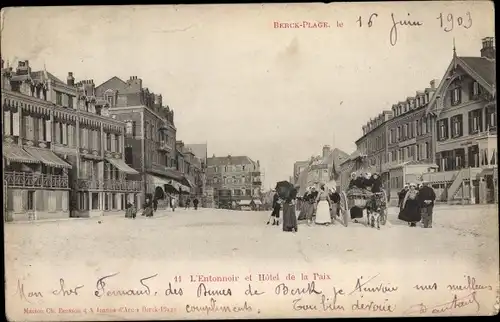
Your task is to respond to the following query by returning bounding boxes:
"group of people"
[347,172,384,222]
[125,193,202,219]
[267,183,342,233]
[397,182,436,228]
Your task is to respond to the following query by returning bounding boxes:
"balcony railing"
[5,171,69,189]
[77,179,143,192]
[157,141,173,152]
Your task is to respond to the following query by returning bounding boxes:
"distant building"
[185,143,209,206]
[206,154,262,208]
[293,160,309,184]
[296,146,349,195]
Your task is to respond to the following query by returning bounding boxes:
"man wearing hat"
[267,189,281,225]
[417,181,436,228]
[308,186,319,224]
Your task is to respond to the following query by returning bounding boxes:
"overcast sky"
[1,2,494,189]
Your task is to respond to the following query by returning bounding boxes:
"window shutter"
[468,112,473,134]
[4,111,11,136]
[62,123,68,145]
[45,119,52,142]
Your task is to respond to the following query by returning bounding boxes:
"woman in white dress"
[315,184,331,225]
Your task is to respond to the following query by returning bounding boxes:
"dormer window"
[471,81,481,99]
[106,95,114,107]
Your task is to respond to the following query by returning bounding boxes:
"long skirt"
[297,203,309,221]
[350,206,364,219]
[315,200,331,224]
[398,199,421,223]
[282,203,298,232]
[271,205,280,218]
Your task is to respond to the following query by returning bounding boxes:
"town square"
[2,3,498,320]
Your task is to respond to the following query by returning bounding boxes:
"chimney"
[480,37,495,59]
[322,145,331,158]
[430,79,439,89]
[67,72,75,86]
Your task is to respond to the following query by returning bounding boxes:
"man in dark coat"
[267,190,281,225]
[185,197,191,209]
[417,181,436,228]
[153,198,158,212]
[193,198,199,210]
[309,186,319,219]
[328,187,341,219]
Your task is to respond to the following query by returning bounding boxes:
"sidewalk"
[5,208,176,225]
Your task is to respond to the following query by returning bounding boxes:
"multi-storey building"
[293,160,309,185]
[175,140,205,206]
[206,154,262,208]
[2,60,140,221]
[296,146,349,195]
[355,111,393,188]
[425,37,497,204]
[380,81,440,202]
[185,143,209,206]
[95,76,188,207]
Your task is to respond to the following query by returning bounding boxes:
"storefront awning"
[253,200,262,205]
[3,144,40,164]
[106,158,139,174]
[147,174,182,192]
[182,176,195,188]
[238,200,252,206]
[24,147,72,169]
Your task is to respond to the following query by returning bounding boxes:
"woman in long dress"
[315,185,331,225]
[297,187,311,221]
[398,183,421,227]
[282,186,298,232]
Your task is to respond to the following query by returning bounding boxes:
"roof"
[207,155,256,167]
[31,70,67,86]
[459,56,496,86]
[185,143,207,161]
[426,54,496,117]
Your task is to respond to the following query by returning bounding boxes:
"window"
[424,142,429,159]
[403,124,408,139]
[56,92,63,106]
[471,81,480,99]
[415,120,420,136]
[125,147,133,165]
[486,107,497,129]
[451,87,461,106]
[68,95,73,109]
[468,109,482,134]
[397,126,401,141]
[106,95,114,107]
[106,133,111,151]
[438,119,448,140]
[451,115,463,138]
[126,121,133,135]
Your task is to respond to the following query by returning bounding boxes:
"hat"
[409,183,417,187]
[404,184,409,188]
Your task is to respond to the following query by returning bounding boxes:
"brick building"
[206,154,262,208]
[2,59,140,221]
[95,76,190,208]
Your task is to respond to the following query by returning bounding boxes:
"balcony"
[77,179,142,192]
[252,180,262,186]
[157,141,173,152]
[5,171,69,189]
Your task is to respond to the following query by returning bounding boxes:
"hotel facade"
[2,59,141,221]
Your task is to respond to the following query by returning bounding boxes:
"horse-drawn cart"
[338,188,388,227]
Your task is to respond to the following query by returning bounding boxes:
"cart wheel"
[380,208,387,225]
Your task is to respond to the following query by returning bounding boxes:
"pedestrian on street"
[125,202,136,219]
[153,198,158,212]
[142,198,153,217]
[417,181,436,228]
[309,186,319,222]
[297,187,311,221]
[267,190,281,225]
[185,197,191,210]
[315,184,331,225]
[193,198,199,210]
[398,184,409,208]
[282,185,298,232]
[398,183,420,227]
[328,187,341,220]
[170,196,177,212]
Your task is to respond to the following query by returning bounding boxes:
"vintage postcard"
[2,1,498,320]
